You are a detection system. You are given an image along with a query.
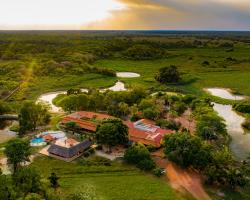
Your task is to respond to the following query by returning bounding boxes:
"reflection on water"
[213,103,249,160]
[206,88,246,100]
[116,72,140,78]
[37,81,126,112]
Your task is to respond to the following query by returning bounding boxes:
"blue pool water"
[31,138,45,144]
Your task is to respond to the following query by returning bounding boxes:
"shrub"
[234,102,250,114]
[153,168,165,177]
[137,159,155,171]
[242,119,250,130]
[124,143,155,171]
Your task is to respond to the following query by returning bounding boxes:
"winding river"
[38,81,127,112]
[207,88,249,159]
[206,88,246,100]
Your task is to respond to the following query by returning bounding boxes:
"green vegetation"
[4,138,31,173]
[1,31,250,200]
[1,31,250,105]
[96,119,128,151]
[233,101,250,114]
[19,101,50,135]
[30,156,185,200]
[124,143,155,171]
[155,65,181,84]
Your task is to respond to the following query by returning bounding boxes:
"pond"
[205,88,246,100]
[116,72,140,78]
[37,81,127,112]
[213,103,250,160]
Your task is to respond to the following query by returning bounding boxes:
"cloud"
[88,0,250,30]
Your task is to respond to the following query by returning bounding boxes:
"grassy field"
[31,156,187,200]
[94,47,250,96]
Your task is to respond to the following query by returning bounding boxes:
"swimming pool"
[31,138,45,144]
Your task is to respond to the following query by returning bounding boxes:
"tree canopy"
[124,143,155,171]
[164,132,212,170]
[4,138,31,173]
[155,65,181,84]
[95,119,128,150]
[19,101,50,135]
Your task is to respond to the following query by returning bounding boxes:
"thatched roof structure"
[48,140,92,158]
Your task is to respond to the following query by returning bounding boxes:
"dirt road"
[153,153,211,200]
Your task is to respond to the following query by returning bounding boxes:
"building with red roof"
[61,111,114,132]
[125,119,174,148]
[61,111,174,148]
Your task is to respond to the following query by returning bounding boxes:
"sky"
[0,0,249,30]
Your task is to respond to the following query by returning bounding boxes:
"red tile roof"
[66,111,113,120]
[61,111,114,132]
[125,120,174,147]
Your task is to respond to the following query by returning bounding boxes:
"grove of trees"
[19,101,51,135]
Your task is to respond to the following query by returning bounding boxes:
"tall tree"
[96,119,128,152]
[19,101,50,135]
[124,143,155,171]
[155,65,181,84]
[4,139,31,173]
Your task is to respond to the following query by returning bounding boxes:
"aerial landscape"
[0,1,250,200]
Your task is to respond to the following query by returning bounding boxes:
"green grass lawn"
[31,156,187,200]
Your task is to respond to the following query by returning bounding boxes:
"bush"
[137,159,155,171]
[124,143,155,171]
[153,168,165,177]
[242,119,250,130]
[234,102,250,114]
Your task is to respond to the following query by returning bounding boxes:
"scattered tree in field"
[96,119,128,151]
[124,143,155,171]
[48,172,60,190]
[19,101,50,135]
[4,139,31,173]
[155,65,181,84]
